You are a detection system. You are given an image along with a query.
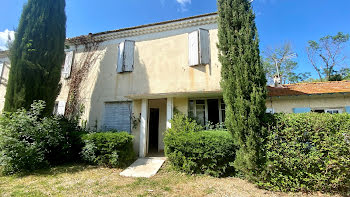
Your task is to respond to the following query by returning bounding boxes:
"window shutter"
[62,51,74,79]
[0,62,3,79]
[57,101,66,115]
[293,107,311,113]
[117,42,125,73]
[345,106,350,113]
[188,30,199,66]
[199,29,210,65]
[103,102,132,133]
[123,40,135,72]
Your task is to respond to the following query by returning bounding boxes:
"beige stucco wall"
[0,56,10,112]
[266,94,350,113]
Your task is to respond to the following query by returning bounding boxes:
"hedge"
[164,129,236,177]
[81,131,135,167]
[260,113,350,194]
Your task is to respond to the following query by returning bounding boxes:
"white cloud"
[176,0,191,12]
[0,29,15,51]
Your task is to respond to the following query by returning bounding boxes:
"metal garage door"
[103,102,132,133]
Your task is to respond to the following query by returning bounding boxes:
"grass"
[0,162,340,197]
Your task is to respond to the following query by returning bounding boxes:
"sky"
[0,0,349,78]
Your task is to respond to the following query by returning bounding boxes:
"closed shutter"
[199,28,210,65]
[188,30,199,66]
[117,42,125,73]
[345,106,350,113]
[124,40,135,72]
[103,102,132,133]
[62,51,74,79]
[57,101,66,115]
[293,107,311,113]
[0,62,3,79]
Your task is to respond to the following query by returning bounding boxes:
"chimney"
[273,75,282,87]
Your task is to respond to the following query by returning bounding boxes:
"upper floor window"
[62,51,74,79]
[188,28,210,66]
[117,40,135,73]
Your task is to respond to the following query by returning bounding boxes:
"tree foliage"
[217,0,267,180]
[4,0,66,115]
[263,43,310,84]
[306,32,349,81]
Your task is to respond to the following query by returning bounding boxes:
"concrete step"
[120,157,166,178]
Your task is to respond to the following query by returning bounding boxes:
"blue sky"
[0,0,349,78]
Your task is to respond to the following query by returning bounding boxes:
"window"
[293,107,311,113]
[266,108,274,114]
[103,102,132,132]
[325,109,342,114]
[188,29,210,66]
[62,51,74,79]
[117,40,135,73]
[54,101,66,116]
[0,62,4,84]
[188,98,225,126]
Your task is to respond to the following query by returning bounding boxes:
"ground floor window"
[103,102,132,132]
[188,98,225,126]
[313,108,343,114]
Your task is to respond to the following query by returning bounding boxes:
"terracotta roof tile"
[267,81,350,97]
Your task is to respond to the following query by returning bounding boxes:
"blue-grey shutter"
[293,107,311,113]
[117,42,125,73]
[188,30,199,66]
[345,106,350,113]
[103,102,132,133]
[57,101,66,115]
[199,28,210,65]
[62,51,74,79]
[123,40,135,72]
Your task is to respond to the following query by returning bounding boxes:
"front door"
[148,108,159,153]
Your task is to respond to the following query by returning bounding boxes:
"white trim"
[166,97,174,129]
[218,99,222,123]
[140,99,148,157]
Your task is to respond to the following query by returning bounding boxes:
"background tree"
[217,0,267,180]
[263,43,310,84]
[4,0,66,115]
[306,32,349,81]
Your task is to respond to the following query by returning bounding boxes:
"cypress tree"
[4,0,66,115]
[217,0,267,180]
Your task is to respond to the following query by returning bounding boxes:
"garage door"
[103,102,132,133]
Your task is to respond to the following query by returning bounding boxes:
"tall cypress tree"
[4,0,66,115]
[217,0,267,180]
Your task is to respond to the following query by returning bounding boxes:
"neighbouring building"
[1,13,350,157]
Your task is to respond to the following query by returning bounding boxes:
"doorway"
[148,108,159,154]
[207,99,219,125]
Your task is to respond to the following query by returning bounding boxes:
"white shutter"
[57,101,66,115]
[199,29,210,65]
[0,62,3,79]
[188,31,199,66]
[103,102,132,133]
[63,51,74,79]
[117,42,125,73]
[124,40,135,72]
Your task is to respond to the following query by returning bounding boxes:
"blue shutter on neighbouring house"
[293,107,311,113]
[345,106,350,113]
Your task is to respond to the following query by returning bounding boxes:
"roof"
[268,81,350,97]
[67,12,218,45]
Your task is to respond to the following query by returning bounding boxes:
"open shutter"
[117,42,125,73]
[57,101,66,115]
[62,51,74,79]
[188,31,199,66]
[103,102,132,133]
[345,106,350,113]
[199,29,210,65]
[124,40,135,72]
[0,62,3,79]
[293,107,311,113]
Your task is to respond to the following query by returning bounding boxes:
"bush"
[260,113,350,194]
[81,131,135,167]
[0,101,86,175]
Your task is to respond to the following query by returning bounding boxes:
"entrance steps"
[120,157,166,178]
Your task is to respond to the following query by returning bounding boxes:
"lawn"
[0,162,339,197]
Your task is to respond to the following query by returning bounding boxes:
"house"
[1,13,350,157]
[0,50,10,111]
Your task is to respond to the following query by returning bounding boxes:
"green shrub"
[81,131,135,167]
[167,113,203,134]
[0,101,86,175]
[164,129,236,177]
[260,113,350,194]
